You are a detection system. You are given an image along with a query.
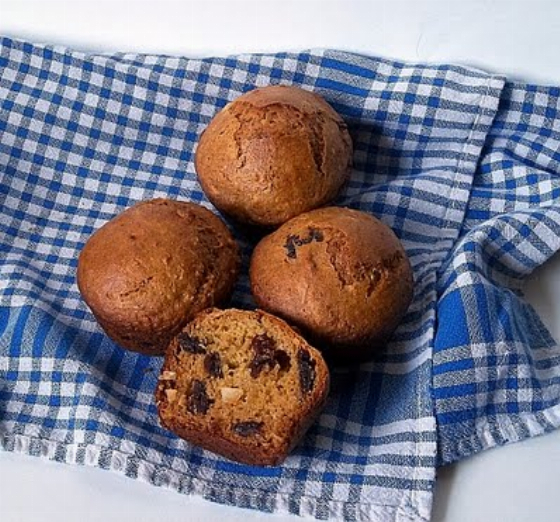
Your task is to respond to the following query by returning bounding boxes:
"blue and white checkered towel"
[1,37,559,521]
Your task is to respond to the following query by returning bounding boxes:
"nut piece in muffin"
[195,85,353,227]
[156,308,330,466]
[77,199,239,355]
[250,206,413,362]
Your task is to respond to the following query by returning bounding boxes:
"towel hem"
[0,432,430,522]
[437,401,560,465]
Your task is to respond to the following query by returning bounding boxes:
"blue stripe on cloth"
[435,80,560,464]
[1,36,559,521]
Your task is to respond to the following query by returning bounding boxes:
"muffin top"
[77,199,239,354]
[195,85,353,227]
[250,206,413,361]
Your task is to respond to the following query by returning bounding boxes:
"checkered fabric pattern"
[434,82,560,464]
[1,37,559,522]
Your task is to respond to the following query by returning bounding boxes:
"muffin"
[195,85,353,227]
[156,308,330,466]
[250,207,414,362]
[77,199,239,355]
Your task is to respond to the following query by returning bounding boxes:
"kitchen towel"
[1,37,559,521]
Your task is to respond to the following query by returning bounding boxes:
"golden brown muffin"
[249,207,414,362]
[77,199,239,355]
[195,85,353,227]
[156,308,330,466]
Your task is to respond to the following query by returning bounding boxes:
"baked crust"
[195,85,353,227]
[77,199,240,355]
[250,206,414,361]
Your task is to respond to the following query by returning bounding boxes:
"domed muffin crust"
[195,85,353,227]
[77,199,239,355]
[250,206,413,362]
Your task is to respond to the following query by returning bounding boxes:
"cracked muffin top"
[249,206,413,362]
[77,198,239,355]
[194,85,353,227]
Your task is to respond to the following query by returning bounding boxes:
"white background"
[1,1,560,521]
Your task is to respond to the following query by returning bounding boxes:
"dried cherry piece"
[284,228,324,259]
[187,380,213,414]
[274,349,291,371]
[298,348,316,394]
[250,334,277,378]
[232,421,264,437]
[177,332,206,354]
[309,228,324,242]
[284,235,299,259]
[250,335,292,376]
[204,352,223,378]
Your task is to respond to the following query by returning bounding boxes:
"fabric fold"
[434,81,560,465]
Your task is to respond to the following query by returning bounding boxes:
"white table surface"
[1,1,560,521]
